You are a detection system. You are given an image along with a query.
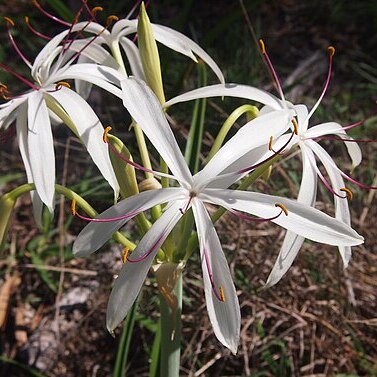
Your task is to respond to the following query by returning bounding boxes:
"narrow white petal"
[265,146,317,288]
[119,37,145,79]
[0,97,25,129]
[294,104,309,133]
[73,188,185,257]
[305,122,362,168]
[47,87,119,199]
[27,91,55,213]
[194,110,292,187]
[307,140,353,265]
[16,102,44,226]
[201,189,363,246]
[121,77,193,184]
[165,84,284,110]
[192,200,240,354]
[106,199,184,332]
[53,64,124,98]
[114,19,224,83]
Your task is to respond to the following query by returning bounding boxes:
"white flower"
[72,77,363,353]
[0,22,121,221]
[250,45,363,287]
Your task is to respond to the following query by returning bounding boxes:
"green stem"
[6,183,135,250]
[159,272,182,377]
[207,104,259,162]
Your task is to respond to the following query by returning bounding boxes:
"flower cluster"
[0,1,371,355]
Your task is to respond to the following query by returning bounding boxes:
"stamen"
[127,233,166,263]
[219,286,225,302]
[103,126,112,143]
[4,17,32,68]
[105,133,178,182]
[71,199,77,216]
[291,118,299,135]
[275,203,288,216]
[106,15,119,27]
[71,199,142,223]
[340,187,353,201]
[229,207,286,223]
[203,246,225,302]
[32,0,71,26]
[56,81,71,89]
[268,136,273,151]
[3,17,14,27]
[306,45,335,121]
[259,38,286,102]
[0,63,39,90]
[340,171,377,190]
[122,247,130,264]
[179,193,196,214]
[92,6,104,14]
[237,130,296,175]
[25,16,51,40]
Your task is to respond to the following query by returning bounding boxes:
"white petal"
[53,64,124,98]
[27,91,55,213]
[119,37,145,79]
[165,84,284,110]
[307,140,353,265]
[73,188,185,257]
[194,110,292,187]
[201,189,363,246]
[294,104,309,133]
[265,146,317,288]
[121,77,193,185]
[304,122,362,168]
[192,200,240,354]
[47,87,119,199]
[114,20,224,83]
[0,97,25,129]
[16,102,44,226]
[106,199,184,332]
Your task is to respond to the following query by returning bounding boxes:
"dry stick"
[54,137,72,340]
[21,264,97,276]
[239,0,278,92]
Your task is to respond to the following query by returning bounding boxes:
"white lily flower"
[72,77,363,353]
[0,22,121,220]
[257,46,363,288]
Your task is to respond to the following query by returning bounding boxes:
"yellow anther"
[268,136,274,151]
[327,46,335,57]
[259,39,266,54]
[291,118,299,135]
[56,81,71,89]
[106,15,119,26]
[71,199,77,216]
[92,6,103,14]
[122,247,129,264]
[275,203,289,216]
[219,286,226,302]
[24,16,30,24]
[3,17,15,27]
[103,126,112,143]
[340,187,353,201]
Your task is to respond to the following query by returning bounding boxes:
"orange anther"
[56,81,71,89]
[71,199,77,216]
[92,6,103,14]
[268,136,273,151]
[275,203,288,216]
[3,17,15,27]
[291,118,299,135]
[327,46,335,57]
[122,247,129,264]
[219,286,226,302]
[259,39,266,54]
[103,126,112,143]
[340,187,353,201]
[106,15,119,26]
